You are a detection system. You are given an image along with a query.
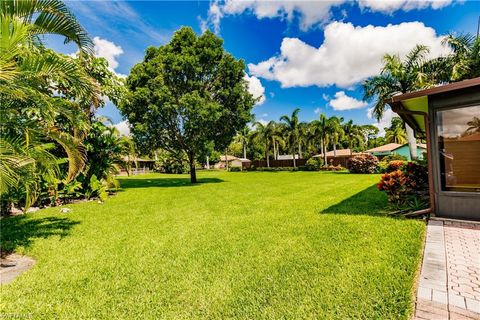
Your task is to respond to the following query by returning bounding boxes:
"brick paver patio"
[414,219,480,320]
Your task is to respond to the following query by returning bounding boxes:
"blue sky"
[49,1,479,134]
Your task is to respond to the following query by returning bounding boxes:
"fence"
[250,159,307,168]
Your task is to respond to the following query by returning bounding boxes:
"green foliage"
[383,154,408,162]
[305,157,324,171]
[347,154,379,174]
[153,150,189,174]
[377,161,388,173]
[120,27,255,183]
[0,0,126,213]
[0,172,425,319]
[228,166,242,172]
[377,162,429,212]
[85,175,108,202]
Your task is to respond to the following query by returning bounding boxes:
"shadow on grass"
[0,216,79,255]
[321,184,391,217]
[119,177,224,189]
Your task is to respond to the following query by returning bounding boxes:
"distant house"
[215,155,251,169]
[277,154,299,160]
[366,143,426,160]
[312,149,360,167]
[120,156,155,175]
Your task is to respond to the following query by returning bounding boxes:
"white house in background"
[277,154,299,160]
[214,155,251,169]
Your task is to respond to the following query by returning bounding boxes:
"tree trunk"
[273,140,277,161]
[333,143,337,158]
[298,143,302,159]
[243,142,247,159]
[206,156,210,170]
[292,149,296,168]
[266,142,270,167]
[323,144,327,167]
[189,153,197,183]
[405,124,417,160]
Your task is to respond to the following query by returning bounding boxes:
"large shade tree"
[120,27,255,183]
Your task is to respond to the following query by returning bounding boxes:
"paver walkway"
[414,219,480,320]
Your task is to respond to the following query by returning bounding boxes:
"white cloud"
[113,120,131,136]
[244,73,266,105]
[93,36,124,70]
[314,107,321,114]
[329,91,367,110]
[203,0,459,32]
[359,0,454,13]
[248,21,449,88]
[220,0,344,31]
[367,107,396,136]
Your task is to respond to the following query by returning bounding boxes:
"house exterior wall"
[392,145,426,160]
[429,86,480,220]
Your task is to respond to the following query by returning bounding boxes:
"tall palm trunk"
[321,139,327,166]
[298,142,302,159]
[266,141,270,167]
[333,142,337,157]
[273,140,277,161]
[292,144,296,168]
[405,124,417,160]
[243,142,247,159]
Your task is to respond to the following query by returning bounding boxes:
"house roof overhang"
[387,77,480,138]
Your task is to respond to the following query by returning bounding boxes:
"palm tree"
[252,121,275,167]
[311,113,332,165]
[1,0,93,54]
[428,34,480,82]
[466,116,480,134]
[280,108,301,168]
[236,126,250,159]
[270,123,285,160]
[385,127,407,144]
[363,44,434,160]
[328,116,344,158]
[341,120,365,154]
[0,0,97,209]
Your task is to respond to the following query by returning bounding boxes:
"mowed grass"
[0,171,425,319]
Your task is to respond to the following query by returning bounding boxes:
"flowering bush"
[347,154,379,173]
[377,161,429,210]
[386,160,407,173]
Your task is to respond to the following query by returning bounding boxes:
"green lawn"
[0,171,425,319]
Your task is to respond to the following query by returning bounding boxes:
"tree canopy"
[120,27,255,182]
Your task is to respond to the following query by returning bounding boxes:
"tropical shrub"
[377,161,388,173]
[0,0,126,214]
[377,161,429,211]
[386,160,407,173]
[228,167,242,172]
[153,151,189,174]
[347,154,379,174]
[305,158,324,171]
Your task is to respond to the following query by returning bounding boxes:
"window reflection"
[437,105,480,192]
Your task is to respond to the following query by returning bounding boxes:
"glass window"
[436,105,480,192]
